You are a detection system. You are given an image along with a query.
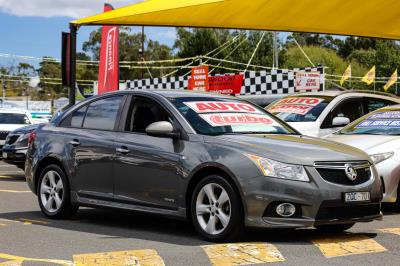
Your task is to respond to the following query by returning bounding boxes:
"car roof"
[102,89,238,100]
[0,108,30,114]
[289,90,400,99]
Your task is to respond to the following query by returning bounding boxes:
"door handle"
[116,147,130,154]
[69,139,80,147]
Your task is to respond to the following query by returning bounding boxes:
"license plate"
[344,192,370,202]
[2,152,7,159]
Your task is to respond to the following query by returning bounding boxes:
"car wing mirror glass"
[332,116,350,127]
[145,121,180,139]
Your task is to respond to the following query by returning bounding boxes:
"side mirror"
[145,121,180,139]
[332,116,350,127]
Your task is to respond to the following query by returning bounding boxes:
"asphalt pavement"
[0,161,399,266]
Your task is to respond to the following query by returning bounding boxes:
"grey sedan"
[25,90,382,241]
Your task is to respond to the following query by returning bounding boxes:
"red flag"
[97,4,119,94]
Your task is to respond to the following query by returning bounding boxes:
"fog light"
[276,203,296,217]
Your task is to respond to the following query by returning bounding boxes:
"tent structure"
[67,0,400,105]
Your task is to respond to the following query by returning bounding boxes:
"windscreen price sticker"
[370,111,400,119]
[268,97,323,115]
[185,101,262,114]
[200,113,277,127]
[356,119,400,128]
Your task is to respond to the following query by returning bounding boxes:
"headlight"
[370,152,394,165]
[245,154,310,182]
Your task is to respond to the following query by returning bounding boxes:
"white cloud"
[0,0,141,18]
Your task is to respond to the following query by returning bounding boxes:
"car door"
[113,95,184,209]
[320,98,364,137]
[61,95,125,200]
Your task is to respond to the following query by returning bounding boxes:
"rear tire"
[315,223,355,232]
[37,164,78,219]
[394,182,400,212]
[191,175,244,242]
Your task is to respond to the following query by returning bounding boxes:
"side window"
[82,96,124,131]
[365,98,396,113]
[125,97,172,134]
[322,99,364,128]
[71,106,87,128]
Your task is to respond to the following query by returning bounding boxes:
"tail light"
[28,131,36,146]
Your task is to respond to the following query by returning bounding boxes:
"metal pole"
[273,32,279,69]
[69,24,77,107]
[141,26,145,79]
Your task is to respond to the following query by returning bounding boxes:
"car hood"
[0,124,30,132]
[206,134,371,166]
[326,134,400,155]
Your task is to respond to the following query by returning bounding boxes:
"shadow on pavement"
[0,175,26,182]
[0,207,381,246]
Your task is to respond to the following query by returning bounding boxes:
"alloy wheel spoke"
[217,190,229,206]
[47,172,56,187]
[55,179,63,192]
[205,215,217,234]
[45,196,54,210]
[216,212,230,228]
[54,194,62,209]
[196,204,211,215]
[203,184,217,203]
[40,185,51,195]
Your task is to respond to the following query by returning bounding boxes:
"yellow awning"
[72,0,400,39]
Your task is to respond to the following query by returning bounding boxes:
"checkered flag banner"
[124,66,324,95]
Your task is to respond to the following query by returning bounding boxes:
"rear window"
[268,96,333,122]
[0,113,30,125]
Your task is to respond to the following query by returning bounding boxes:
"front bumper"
[2,147,27,167]
[375,161,400,203]
[241,166,383,229]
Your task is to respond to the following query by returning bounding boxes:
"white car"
[0,109,34,149]
[326,105,400,208]
[267,91,400,137]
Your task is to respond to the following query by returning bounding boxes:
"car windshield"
[268,96,333,122]
[339,109,400,135]
[170,97,298,136]
[0,113,30,125]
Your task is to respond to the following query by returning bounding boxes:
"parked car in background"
[2,124,38,169]
[326,105,400,210]
[267,91,400,137]
[25,90,382,242]
[0,109,34,151]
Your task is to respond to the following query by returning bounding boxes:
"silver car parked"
[327,105,400,209]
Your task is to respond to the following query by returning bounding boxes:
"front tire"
[315,223,355,232]
[191,175,243,242]
[37,164,78,219]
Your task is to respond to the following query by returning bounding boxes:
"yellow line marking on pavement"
[0,189,30,193]
[202,243,285,265]
[0,253,73,266]
[0,223,6,227]
[73,249,165,266]
[312,234,387,258]
[18,218,50,225]
[380,228,400,236]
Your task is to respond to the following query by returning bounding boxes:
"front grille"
[6,134,20,145]
[315,161,372,186]
[0,131,9,140]
[316,203,380,221]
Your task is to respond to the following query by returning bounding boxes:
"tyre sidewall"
[37,164,71,218]
[191,175,243,242]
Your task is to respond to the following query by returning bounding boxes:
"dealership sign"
[208,74,244,95]
[189,66,209,91]
[185,101,262,114]
[295,71,321,91]
[268,97,323,115]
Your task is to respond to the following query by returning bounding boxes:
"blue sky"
[0,0,176,68]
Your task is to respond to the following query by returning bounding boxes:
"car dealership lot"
[0,162,400,266]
